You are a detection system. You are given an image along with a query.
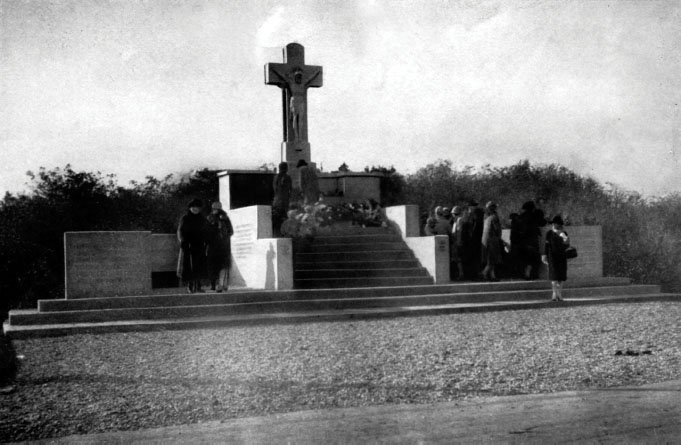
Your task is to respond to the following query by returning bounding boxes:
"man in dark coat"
[461,199,485,280]
[177,198,208,293]
[272,162,292,236]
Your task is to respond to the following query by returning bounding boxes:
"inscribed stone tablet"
[64,231,152,299]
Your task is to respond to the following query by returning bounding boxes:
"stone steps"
[5,278,678,338]
[292,224,431,289]
[294,250,416,262]
[34,276,638,311]
[295,259,422,270]
[5,290,680,339]
[294,268,431,279]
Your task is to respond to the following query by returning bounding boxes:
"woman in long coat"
[272,162,292,236]
[206,201,234,292]
[481,201,503,281]
[177,198,208,293]
[542,215,569,301]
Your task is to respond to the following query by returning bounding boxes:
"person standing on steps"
[481,201,503,282]
[206,201,234,293]
[177,198,208,294]
[542,215,570,301]
[272,162,293,236]
[461,200,485,280]
[517,200,543,280]
[297,159,319,206]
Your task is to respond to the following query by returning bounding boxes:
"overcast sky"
[1,0,680,197]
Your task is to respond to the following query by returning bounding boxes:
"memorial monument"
[220,42,381,209]
[265,42,323,168]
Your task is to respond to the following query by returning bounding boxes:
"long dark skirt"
[177,246,206,282]
[206,240,231,280]
[548,257,567,282]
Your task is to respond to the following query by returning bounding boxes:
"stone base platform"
[4,277,680,338]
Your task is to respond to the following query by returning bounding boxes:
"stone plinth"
[385,205,420,238]
[282,141,311,168]
[65,232,152,299]
[218,170,276,210]
[228,205,292,290]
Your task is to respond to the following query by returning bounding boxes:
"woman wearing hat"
[272,162,293,236]
[450,206,465,280]
[542,215,569,301]
[177,199,208,293]
[481,201,503,281]
[206,201,234,292]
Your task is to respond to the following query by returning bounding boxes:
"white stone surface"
[229,205,292,290]
[385,205,420,238]
[403,235,450,284]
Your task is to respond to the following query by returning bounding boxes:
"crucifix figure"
[265,43,323,164]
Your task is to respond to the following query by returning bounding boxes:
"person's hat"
[485,201,497,210]
[442,207,452,217]
[452,206,463,216]
[296,159,308,168]
[522,200,536,211]
[278,162,288,172]
[188,198,203,208]
[551,215,564,225]
[467,199,479,206]
[211,201,222,210]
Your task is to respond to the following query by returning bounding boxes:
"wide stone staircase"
[293,226,432,289]
[4,224,681,338]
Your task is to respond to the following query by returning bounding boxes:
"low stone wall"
[318,172,382,203]
[64,232,152,299]
[502,226,603,279]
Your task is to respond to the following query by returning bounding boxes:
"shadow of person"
[265,243,276,289]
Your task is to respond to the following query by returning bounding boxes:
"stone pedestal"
[218,170,276,210]
[282,141,311,169]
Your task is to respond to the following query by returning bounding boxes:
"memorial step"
[6,289,680,338]
[294,259,422,270]
[294,276,435,289]
[294,267,430,279]
[298,242,409,253]
[294,250,415,262]
[35,277,639,312]
[6,283,663,326]
[310,234,403,245]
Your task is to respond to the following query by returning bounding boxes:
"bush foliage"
[402,160,681,289]
[1,160,680,319]
[0,166,219,318]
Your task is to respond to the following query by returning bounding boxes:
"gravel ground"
[2,302,681,442]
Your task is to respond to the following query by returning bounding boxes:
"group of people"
[176,199,234,294]
[425,200,505,281]
[424,199,572,300]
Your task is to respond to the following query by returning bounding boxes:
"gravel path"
[2,302,681,442]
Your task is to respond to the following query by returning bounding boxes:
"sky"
[1,0,680,197]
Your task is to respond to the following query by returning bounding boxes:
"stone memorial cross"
[265,43,323,166]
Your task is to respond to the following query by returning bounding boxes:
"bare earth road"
[39,379,681,444]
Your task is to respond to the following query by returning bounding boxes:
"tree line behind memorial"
[1,160,680,318]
